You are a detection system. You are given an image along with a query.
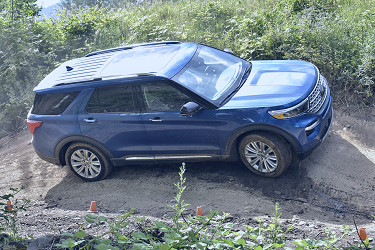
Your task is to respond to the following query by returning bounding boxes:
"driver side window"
[141,82,191,112]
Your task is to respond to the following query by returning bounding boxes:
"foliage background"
[0,0,374,137]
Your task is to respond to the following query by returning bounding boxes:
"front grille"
[307,74,328,113]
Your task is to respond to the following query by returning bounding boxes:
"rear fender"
[54,136,114,165]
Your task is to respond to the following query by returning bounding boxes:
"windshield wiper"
[220,64,252,106]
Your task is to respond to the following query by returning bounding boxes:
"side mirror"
[224,48,234,55]
[180,102,201,117]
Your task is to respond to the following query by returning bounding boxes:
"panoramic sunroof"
[100,44,181,77]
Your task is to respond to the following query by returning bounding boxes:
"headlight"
[268,99,309,119]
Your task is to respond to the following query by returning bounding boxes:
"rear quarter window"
[31,92,80,115]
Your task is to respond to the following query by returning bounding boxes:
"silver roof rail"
[85,41,181,57]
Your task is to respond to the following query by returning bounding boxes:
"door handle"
[84,118,97,123]
[149,117,163,122]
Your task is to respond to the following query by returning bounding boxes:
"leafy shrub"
[0,187,29,241]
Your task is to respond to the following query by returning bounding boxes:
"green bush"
[1,0,374,138]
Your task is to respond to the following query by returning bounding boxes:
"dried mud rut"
[0,109,374,240]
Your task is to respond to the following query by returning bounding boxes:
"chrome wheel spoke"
[265,147,273,155]
[84,150,89,159]
[72,162,83,167]
[76,165,85,174]
[71,154,83,162]
[250,142,261,152]
[90,163,101,173]
[263,159,274,172]
[266,158,277,169]
[249,156,261,168]
[245,152,257,158]
[88,166,96,176]
[88,153,96,162]
[268,155,277,161]
[260,142,266,153]
[84,167,89,178]
[245,145,257,154]
[76,150,85,160]
[258,159,265,172]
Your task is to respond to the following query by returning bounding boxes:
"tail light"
[27,120,43,134]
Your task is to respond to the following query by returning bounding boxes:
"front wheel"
[239,133,291,177]
[65,143,112,181]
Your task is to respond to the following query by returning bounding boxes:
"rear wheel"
[65,143,112,181]
[239,133,291,177]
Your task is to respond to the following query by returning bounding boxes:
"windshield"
[173,46,244,101]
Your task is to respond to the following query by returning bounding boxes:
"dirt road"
[0,109,374,238]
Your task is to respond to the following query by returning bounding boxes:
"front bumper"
[297,96,333,159]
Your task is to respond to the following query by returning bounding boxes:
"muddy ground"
[0,108,374,242]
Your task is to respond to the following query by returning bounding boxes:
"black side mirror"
[180,102,201,117]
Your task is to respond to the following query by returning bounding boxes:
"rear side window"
[86,84,137,113]
[31,92,80,115]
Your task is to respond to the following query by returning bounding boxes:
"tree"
[0,0,40,20]
[60,0,110,10]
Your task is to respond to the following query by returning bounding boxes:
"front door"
[139,81,221,160]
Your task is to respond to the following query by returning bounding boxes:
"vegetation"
[0,187,29,247]
[0,0,374,137]
[1,165,374,249]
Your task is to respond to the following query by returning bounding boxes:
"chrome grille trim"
[308,74,328,113]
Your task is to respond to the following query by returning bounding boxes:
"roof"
[34,42,197,91]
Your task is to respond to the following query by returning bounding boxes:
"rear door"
[78,83,151,159]
[138,81,221,160]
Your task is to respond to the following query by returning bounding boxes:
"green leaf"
[224,239,235,247]
[85,217,95,223]
[132,232,150,240]
[236,238,246,246]
[95,243,119,250]
[86,213,98,219]
[59,238,78,248]
[154,221,169,229]
[130,243,151,250]
[188,231,197,242]
[74,231,88,238]
[60,232,75,237]
[98,216,107,222]
[158,244,170,250]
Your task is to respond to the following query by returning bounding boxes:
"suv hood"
[222,60,318,109]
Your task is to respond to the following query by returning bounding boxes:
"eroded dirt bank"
[0,109,374,239]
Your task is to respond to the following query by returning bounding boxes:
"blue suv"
[27,41,332,181]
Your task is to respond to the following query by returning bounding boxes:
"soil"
[0,108,374,246]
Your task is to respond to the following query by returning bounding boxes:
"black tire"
[239,133,291,177]
[65,143,112,181]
